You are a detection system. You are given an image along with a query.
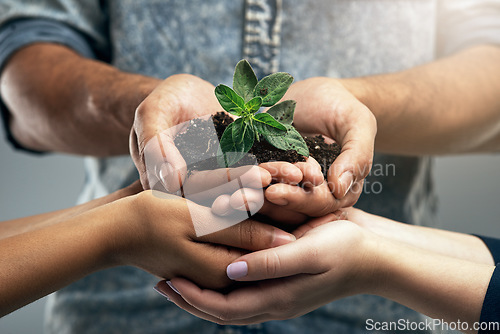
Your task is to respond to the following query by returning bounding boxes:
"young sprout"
[216,59,309,167]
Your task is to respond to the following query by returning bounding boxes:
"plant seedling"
[216,59,309,167]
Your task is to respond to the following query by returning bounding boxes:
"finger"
[265,182,338,216]
[129,128,148,189]
[334,179,365,209]
[293,157,324,187]
[327,111,376,199]
[198,218,296,251]
[211,194,234,216]
[185,166,270,203]
[228,188,265,213]
[226,189,308,224]
[157,132,188,193]
[257,201,308,225]
[259,161,303,185]
[292,212,347,238]
[155,280,230,324]
[212,191,309,224]
[225,239,320,281]
[168,278,279,324]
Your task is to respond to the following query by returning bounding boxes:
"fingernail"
[167,280,180,295]
[226,261,248,280]
[217,206,233,216]
[333,210,348,221]
[339,211,348,220]
[274,231,296,246]
[153,286,171,301]
[338,171,354,198]
[236,201,259,212]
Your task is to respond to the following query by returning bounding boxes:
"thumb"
[226,240,318,281]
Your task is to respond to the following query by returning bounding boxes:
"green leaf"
[232,118,255,145]
[266,100,296,125]
[244,96,263,114]
[215,84,245,116]
[233,60,258,103]
[252,113,286,136]
[262,124,309,156]
[217,121,254,167]
[253,73,293,107]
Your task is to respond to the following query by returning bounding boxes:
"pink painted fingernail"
[226,261,248,280]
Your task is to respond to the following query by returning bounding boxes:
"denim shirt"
[1,1,499,333]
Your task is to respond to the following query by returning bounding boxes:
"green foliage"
[215,59,309,167]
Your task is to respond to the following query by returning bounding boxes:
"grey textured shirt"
[1,1,500,333]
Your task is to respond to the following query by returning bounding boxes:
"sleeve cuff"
[0,18,98,154]
[479,266,500,333]
[475,235,500,264]
[438,2,500,56]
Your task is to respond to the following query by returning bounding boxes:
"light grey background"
[1,123,500,333]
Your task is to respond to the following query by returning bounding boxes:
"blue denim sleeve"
[474,235,500,333]
[0,18,99,153]
[479,266,500,333]
[0,0,109,153]
[477,235,500,264]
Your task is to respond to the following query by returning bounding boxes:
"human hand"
[344,208,495,266]
[155,219,380,323]
[282,77,377,209]
[211,157,336,225]
[110,190,296,290]
[130,74,221,191]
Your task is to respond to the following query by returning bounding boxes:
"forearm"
[0,181,141,239]
[344,45,500,154]
[0,201,127,317]
[349,209,495,266]
[0,43,160,155]
[373,239,494,332]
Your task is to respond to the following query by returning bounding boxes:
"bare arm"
[0,188,295,317]
[0,182,142,239]
[0,43,160,155]
[162,214,496,333]
[344,45,500,155]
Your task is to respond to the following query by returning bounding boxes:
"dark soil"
[174,112,340,177]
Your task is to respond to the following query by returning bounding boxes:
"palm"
[131,74,220,189]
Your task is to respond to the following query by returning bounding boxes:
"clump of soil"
[174,112,340,177]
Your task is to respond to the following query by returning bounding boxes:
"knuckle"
[239,221,257,248]
[264,250,281,278]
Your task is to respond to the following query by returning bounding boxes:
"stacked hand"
[130,74,221,191]
[154,208,495,326]
[110,188,297,290]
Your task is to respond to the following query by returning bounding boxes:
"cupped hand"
[155,219,380,324]
[112,190,296,290]
[284,77,377,209]
[130,74,221,191]
[212,157,344,225]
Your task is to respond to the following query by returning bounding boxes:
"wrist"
[97,195,145,268]
[352,231,389,296]
[341,75,410,129]
[109,70,161,133]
